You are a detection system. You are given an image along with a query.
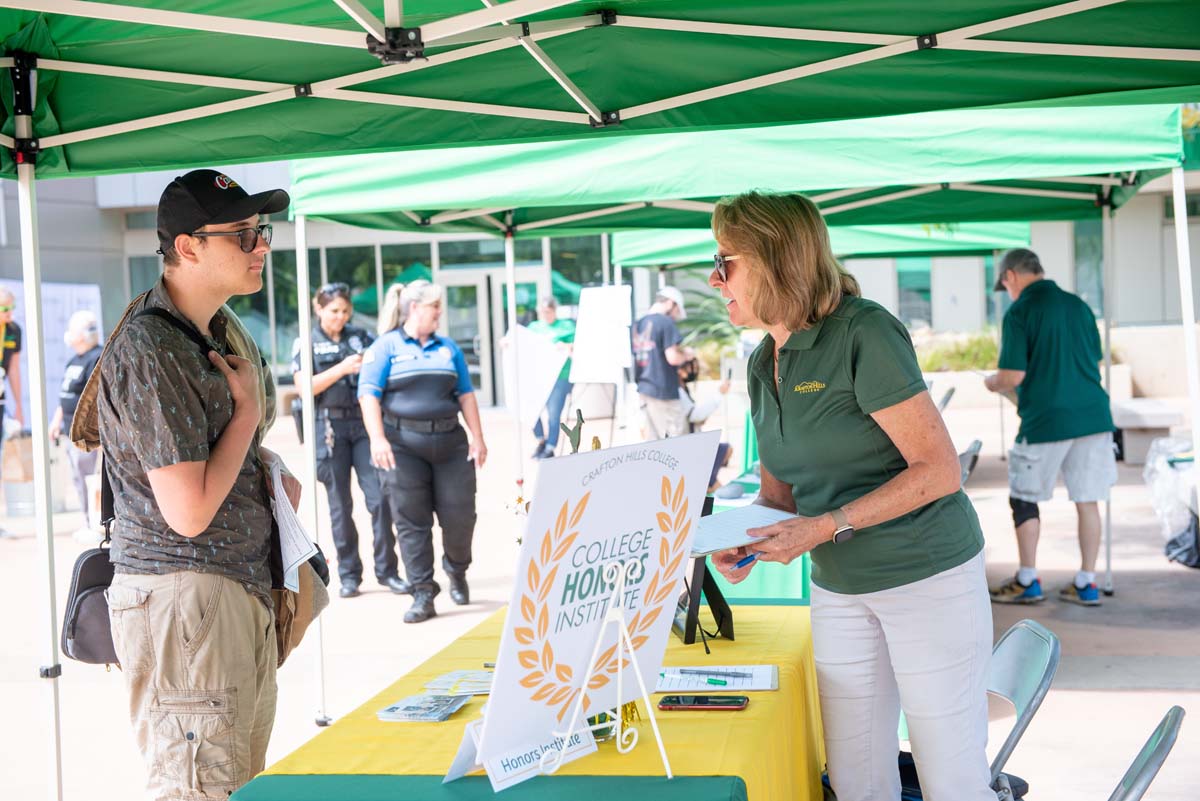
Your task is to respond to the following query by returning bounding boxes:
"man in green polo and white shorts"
[985,248,1116,606]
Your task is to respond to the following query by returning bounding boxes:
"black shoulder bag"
[60,467,119,665]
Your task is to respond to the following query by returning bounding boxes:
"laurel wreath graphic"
[514,475,693,721]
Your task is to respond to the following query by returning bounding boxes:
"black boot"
[448,574,470,605]
[404,588,437,623]
[380,575,412,595]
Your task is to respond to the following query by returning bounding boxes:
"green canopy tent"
[290,104,1187,611]
[289,103,1181,504]
[0,1,1199,179]
[1,4,1198,795]
[610,223,1033,267]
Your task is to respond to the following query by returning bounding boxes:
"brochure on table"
[446,430,720,790]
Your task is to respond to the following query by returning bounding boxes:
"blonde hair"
[378,280,445,334]
[378,283,406,334]
[712,191,859,330]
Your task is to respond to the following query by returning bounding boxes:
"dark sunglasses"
[712,253,740,283]
[319,282,350,295]
[191,223,272,253]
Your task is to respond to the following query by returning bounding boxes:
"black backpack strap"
[100,459,114,546]
[133,307,223,358]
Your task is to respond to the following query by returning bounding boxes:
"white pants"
[812,552,994,801]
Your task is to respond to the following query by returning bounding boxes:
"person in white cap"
[631,286,695,439]
[49,310,104,543]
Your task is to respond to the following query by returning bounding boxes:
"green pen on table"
[659,671,728,686]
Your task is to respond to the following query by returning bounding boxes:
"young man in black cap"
[98,169,296,800]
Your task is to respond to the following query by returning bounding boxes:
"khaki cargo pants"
[639,395,687,440]
[107,571,277,801]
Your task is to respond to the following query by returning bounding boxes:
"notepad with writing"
[655,665,779,693]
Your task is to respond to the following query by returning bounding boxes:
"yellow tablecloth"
[249,605,824,800]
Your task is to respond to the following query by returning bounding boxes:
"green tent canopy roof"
[289,104,1182,236]
[612,223,1032,267]
[1,2,1198,178]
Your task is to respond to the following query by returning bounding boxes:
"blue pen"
[734,552,759,569]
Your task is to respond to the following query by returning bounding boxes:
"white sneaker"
[72,527,104,546]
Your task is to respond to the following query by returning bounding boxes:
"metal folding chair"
[987,619,1061,783]
[959,439,983,486]
[937,386,956,413]
[898,619,1060,800]
[1106,706,1185,801]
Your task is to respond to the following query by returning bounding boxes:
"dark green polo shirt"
[998,279,1113,444]
[748,296,984,595]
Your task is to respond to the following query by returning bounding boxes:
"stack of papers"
[377,694,471,722]
[655,665,779,692]
[425,670,494,696]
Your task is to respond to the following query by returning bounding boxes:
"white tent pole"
[384,0,403,27]
[504,224,525,493]
[514,202,647,232]
[1102,203,1115,594]
[294,215,332,727]
[1170,167,1200,537]
[601,233,611,286]
[12,55,65,801]
[374,243,384,318]
[540,236,552,300]
[615,261,623,287]
[332,0,386,42]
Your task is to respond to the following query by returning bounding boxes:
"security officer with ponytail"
[358,280,487,624]
[292,282,406,599]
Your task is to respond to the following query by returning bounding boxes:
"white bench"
[1111,399,1183,466]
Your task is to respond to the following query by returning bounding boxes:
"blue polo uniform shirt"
[357,330,474,420]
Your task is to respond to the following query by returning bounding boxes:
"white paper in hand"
[269,460,317,592]
[691,504,797,556]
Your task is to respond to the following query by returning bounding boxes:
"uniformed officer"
[293,282,404,599]
[48,310,103,542]
[357,280,487,624]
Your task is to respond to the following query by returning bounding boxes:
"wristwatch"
[830,507,855,544]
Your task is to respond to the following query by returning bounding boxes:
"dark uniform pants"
[317,416,398,584]
[380,424,477,592]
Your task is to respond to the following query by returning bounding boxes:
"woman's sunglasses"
[712,253,740,283]
[191,223,273,253]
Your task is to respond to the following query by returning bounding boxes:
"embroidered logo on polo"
[793,380,826,394]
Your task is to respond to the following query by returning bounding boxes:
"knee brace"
[1010,497,1040,528]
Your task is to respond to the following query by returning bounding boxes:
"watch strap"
[830,507,854,543]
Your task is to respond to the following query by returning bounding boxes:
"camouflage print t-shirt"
[98,279,274,606]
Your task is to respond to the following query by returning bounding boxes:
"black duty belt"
[322,406,359,420]
[383,413,459,433]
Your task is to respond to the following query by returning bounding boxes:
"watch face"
[833,527,854,544]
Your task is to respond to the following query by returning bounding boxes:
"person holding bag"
[95,170,302,801]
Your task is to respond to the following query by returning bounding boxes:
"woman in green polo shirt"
[708,192,993,801]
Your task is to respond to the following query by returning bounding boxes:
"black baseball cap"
[157,169,290,254]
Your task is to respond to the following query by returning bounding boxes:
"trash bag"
[1142,437,1196,541]
[1165,514,1200,569]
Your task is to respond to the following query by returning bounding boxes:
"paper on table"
[269,460,317,592]
[691,504,796,556]
[655,664,779,693]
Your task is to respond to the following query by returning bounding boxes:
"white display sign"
[0,280,104,422]
[501,324,568,425]
[450,431,718,789]
[569,285,632,385]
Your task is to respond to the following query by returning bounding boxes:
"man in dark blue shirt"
[632,286,694,439]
